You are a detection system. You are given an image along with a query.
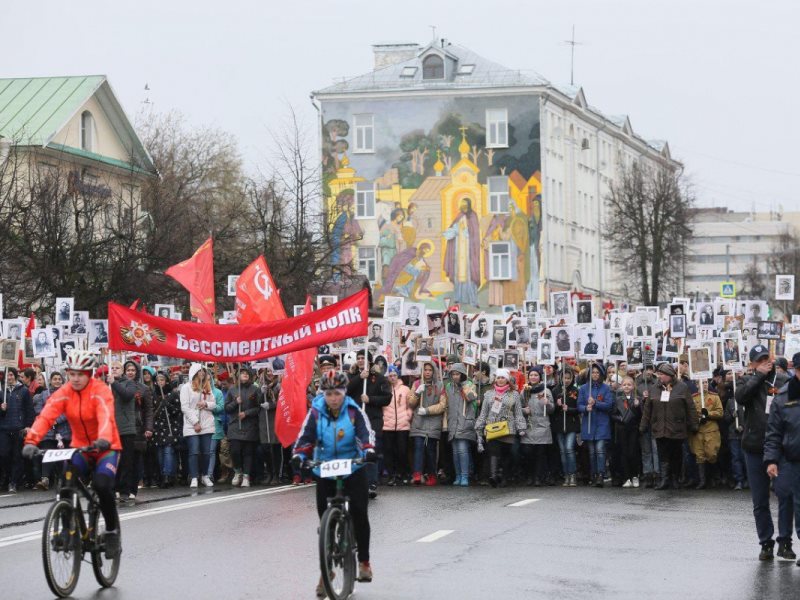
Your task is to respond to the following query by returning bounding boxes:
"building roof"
[408,176,450,202]
[0,75,155,174]
[315,43,550,95]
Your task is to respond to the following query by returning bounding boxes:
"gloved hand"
[416,384,425,396]
[417,407,428,416]
[22,444,38,460]
[94,439,111,452]
[477,438,485,454]
[364,450,378,463]
[701,408,709,418]
[518,429,526,437]
[290,455,303,471]
[260,401,270,409]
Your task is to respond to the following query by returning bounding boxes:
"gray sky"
[7,0,798,213]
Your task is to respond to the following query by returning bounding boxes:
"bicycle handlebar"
[302,457,367,469]
[34,445,98,457]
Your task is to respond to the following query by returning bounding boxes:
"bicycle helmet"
[320,371,348,392]
[64,349,98,372]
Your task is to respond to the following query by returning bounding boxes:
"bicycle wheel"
[41,500,82,598]
[319,506,356,600]
[89,504,120,588]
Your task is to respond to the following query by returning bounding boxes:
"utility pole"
[726,243,730,278]
[563,26,582,86]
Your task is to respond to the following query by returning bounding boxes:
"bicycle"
[305,457,366,600]
[38,446,121,598]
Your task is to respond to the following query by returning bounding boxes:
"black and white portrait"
[580,329,603,358]
[776,275,795,301]
[670,314,686,338]
[0,339,19,367]
[55,297,74,326]
[227,275,239,297]
[32,328,56,358]
[70,311,89,334]
[416,337,432,358]
[537,340,554,364]
[745,301,766,325]
[58,339,77,363]
[368,321,385,345]
[472,317,491,341]
[89,320,109,347]
[575,300,593,324]
[427,312,444,337]
[757,320,782,340]
[383,296,404,322]
[402,302,427,334]
[293,305,306,317]
[446,312,462,337]
[491,324,508,350]
[551,292,570,319]
[607,330,625,358]
[503,350,519,370]
[552,326,574,357]
[2,319,22,341]
[154,304,175,320]
[462,340,479,366]
[317,295,338,310]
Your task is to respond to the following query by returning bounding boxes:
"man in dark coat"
[735,345,793,561]
[640,362,698,490]
[347,350,390,498]
[0,368,34,493]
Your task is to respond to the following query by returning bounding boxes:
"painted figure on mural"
[527,191,543,301]
[379,207,406,270]
[482,204,528,307]
[380,242,434,300]
[443,197,481,307]
[330,189,362,268]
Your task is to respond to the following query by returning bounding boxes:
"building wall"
[320,93,543,311]
[49,96,132,163]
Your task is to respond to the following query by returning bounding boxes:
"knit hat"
[387,365,400,377]
[591,361,606,378]
[774,357,789,371]
[495,368,512,381]
[656,362,676,378]
[792,352,800,369]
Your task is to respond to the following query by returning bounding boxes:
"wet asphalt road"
[0,481,797,599]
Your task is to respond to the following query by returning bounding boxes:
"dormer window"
[400,66,418,78]
[457,64,475,75]
[80,111,95,152]
[422,55,444,80]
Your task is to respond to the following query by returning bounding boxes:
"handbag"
[485,420,510,441]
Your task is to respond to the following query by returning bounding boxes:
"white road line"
[416,529,454,543]
[507,499,540,507]
[0,485,307,549]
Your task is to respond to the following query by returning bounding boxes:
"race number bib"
[319,459,353,479]
[765,396,774,415]
[660,391,671,403]
[491,400,503,414]
[42,448,77,464]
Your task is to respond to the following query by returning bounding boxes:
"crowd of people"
[2,336,799,564]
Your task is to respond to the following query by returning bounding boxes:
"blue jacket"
[1,382,34,432]
[33,387,72,442]
[293,395,374,477]
[764,380,800,465]
[577,381,613,441]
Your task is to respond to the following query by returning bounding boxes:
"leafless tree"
[604,162,693,305]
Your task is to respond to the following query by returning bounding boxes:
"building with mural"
[312,40,679,312]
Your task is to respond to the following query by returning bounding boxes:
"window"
[486,108,508,147]
[422,54,444,79]
[355,182,375,219]
[457,64,475,75]
[400,66,417,78]
[358,247,378,283]
[489,242,512,280]
[488,177,510,213]
[80,111,95,152]
[353,114,374,153]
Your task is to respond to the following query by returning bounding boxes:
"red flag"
[275,297,317,447]
[24,313,36,337]
[19,313,37,370]
[165,238,215,323]
[235,256,287,324]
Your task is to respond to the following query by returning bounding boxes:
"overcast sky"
[6,0,798,213]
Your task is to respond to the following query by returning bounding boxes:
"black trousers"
[487,440,514,479]
[382,430,409,479]
[618,426,641,480]
[656,437,683,480]
[521,444,548,481]
[315,467,370,563]
[229,439,257,475]
[115,434,137,496]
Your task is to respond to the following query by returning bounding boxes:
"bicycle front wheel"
[89,504,120,588]
[41,499,82,598]
[319,506,357,600]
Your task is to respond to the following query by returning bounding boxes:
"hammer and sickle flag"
[165,238,216,324]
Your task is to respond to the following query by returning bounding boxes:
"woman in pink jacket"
[383,366,413,485]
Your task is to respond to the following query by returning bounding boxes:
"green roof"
[0,75,106,145]
[47,143,153,175]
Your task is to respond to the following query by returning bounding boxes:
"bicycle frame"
[56,465,101,550]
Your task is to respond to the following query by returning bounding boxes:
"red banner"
[108,290,369,363]
[165,237,216,323]
[275,297,316,447]
[235,256,287,324]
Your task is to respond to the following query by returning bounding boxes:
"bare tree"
[604,162,693,305]
[740,260,767,299]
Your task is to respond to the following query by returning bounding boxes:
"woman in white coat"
[180,364,216,488]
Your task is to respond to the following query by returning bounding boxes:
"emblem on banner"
[120,321,166,347]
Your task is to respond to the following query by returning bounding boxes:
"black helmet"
[320,371,349,392]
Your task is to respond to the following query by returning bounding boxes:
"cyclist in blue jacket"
[293,371,376,596]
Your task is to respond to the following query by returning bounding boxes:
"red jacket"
[25,379,121,450]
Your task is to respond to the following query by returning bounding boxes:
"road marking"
[0,485,306,549]
[417,529,454,543]
[507,499,540,507]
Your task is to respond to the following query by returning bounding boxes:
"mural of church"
[323,98,543,312]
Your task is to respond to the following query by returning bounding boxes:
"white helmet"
[65,349,97,371]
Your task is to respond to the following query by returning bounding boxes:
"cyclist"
[292,371,376,598]
[22,350,122,559]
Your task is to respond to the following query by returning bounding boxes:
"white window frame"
[456,64,475,75]
[357,246,378,283]
[355,182,375,219]
[353,114,374,153]
[486,108,508,148]
[80,111,95,152]
[489,242,512,281]
[488,176,510,214]
[400,66,418,78]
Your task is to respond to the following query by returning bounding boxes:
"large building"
[312,40,680,311]
[686,208,799,299]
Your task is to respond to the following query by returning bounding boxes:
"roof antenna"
[562,25,583,86]
[429,25,437,43]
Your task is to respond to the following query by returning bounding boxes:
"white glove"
[260,401,269,409]
[417,407,428,416]
[416,384,425,395]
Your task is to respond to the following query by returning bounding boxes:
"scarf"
[494,383,510,395]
